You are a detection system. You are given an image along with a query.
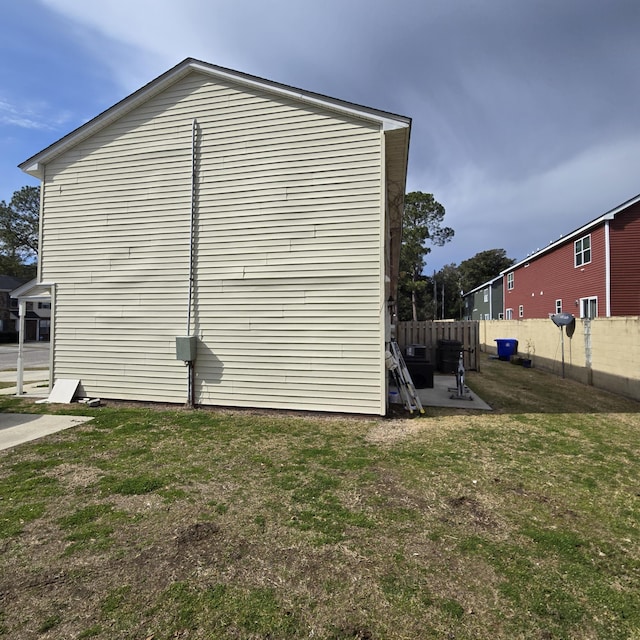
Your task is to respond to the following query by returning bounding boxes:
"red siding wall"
[609,200,640,316]
[504,226,607,318]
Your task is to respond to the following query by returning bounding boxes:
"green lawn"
[0,358,638,639]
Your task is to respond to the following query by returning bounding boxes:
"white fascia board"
[19,59,410,174]
[188,61,411,131]
[19,64,193,174]
[504,192,640,273]
[463,274,502,297]
[11,280,55,299]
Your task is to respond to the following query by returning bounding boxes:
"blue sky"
[2,0,640,272]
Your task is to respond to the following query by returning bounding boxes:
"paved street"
[0,343,50,371]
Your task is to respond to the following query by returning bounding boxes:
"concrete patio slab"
[390,374,492,411]
[415,375,492,410]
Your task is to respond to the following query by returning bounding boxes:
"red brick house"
[502,193,640,319]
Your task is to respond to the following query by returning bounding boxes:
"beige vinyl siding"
[41,71,385,413]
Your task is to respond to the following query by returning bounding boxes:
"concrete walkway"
[1,368,93,452]
[0,413,93,451]
[0,369,50,398]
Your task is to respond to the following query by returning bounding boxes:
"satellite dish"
[550,313,575,379]
[550,313,575,327]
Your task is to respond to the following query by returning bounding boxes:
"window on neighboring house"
[555,299,562,314]
[507,272,514,290]
[505,308,513,320]
[575,234,591,267]
[38,302,51,310]
[9,298,18,309]
[519,305,524,318]
[484,313,490,320]
[498,312,504,320]
[580,296,598,319]
[483,288,489,303]
[26,302,34,311]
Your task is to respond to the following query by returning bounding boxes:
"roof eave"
[11,279,55,299]
[19,57,411,173]
[504,192,640,273]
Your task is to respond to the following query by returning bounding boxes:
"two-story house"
[17,58,410,415]
[503,193,640,319]
[463,275,504,320]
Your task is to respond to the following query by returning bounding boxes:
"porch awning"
[11,279,54,301]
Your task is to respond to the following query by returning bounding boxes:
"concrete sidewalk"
[0,369,50,398]
[0,413,93,451]
[1,367,93,451]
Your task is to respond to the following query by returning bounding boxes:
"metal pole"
[16,299,25,395]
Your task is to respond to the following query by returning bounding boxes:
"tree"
[433,263,465,320]
[0,186,40,276]
[398,192,454,321]
[458,248,514,293]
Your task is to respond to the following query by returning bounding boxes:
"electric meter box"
[176,336,197,362]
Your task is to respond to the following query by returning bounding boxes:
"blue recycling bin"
[495,338,518,360]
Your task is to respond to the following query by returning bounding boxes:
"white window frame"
[575,234,591,267]
[498,312,504,320]
[505,308,513,320]
[507,272,514,290]
[483,288,489,303]
[580,296,598,319]
[519,304,524,318]
[555,299,562,314]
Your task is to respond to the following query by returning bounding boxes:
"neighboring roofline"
[11,279,55,299]
[0,276,28,292]
[462,274,503,297]
[19,58,412,178]
[502,192,640,274]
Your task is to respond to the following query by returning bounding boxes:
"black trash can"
[405,360,434,388]
[437,339,462,374]
[403,344,434,389]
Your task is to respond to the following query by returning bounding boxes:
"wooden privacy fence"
[396,321,480,371]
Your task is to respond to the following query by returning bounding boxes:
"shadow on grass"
[466,355,640,415]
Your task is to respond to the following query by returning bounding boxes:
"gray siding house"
[19,58,411,415]
[463,276,504,320]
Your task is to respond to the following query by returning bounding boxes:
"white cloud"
[19,0,640,274]
[422,133,640,270]
[0,98,73,131]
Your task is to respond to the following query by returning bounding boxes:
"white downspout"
[379,130,387,415]
[489,286,493,320]
[604,220,611,317]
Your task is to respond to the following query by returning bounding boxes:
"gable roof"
[463,274,503,297]
[10,279,53,300]
[18,57,411,301]
[503,192,640,274]
[19,57,411,178]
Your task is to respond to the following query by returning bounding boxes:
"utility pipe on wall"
[183,118,198,408]
[187,118,197,337]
